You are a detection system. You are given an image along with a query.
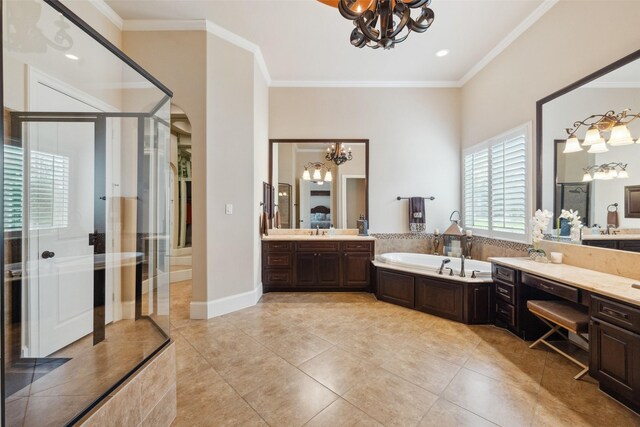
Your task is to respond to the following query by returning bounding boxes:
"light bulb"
[582,172,593,182]
[563,135,582,153]
[593,170,607,180]
[583,125,602,146]
[618,169,629,179]
[313,168,322,180]
[324,170,333,182]
[587,140,608,153]
[607,168,618,178]
[302,169,311,180]
[607,123,634,146]
[317,181,324,186]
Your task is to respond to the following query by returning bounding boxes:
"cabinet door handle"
[497,287,509,295]
[602,307,629,320]
[537,283,553,291]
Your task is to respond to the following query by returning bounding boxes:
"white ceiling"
[105,0,555,86]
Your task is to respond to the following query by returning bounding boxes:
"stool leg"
[574,366,589,380]
[529,325,561,349]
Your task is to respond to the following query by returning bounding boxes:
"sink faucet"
[438,258,451,275]
[459,254,466,278]
[606,224,617,235]
[316,225,320,236]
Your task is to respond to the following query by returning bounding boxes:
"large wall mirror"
[537,49,640,253]
[269,139,368,229]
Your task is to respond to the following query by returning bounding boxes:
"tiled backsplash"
[371,233,528,261]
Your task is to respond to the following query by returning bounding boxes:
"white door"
[26,120,95,357]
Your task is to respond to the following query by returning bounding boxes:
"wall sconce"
[582,162,629,182]
[563,109,640,153]
[302,162,333,183]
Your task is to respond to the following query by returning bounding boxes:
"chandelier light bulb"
[583,125,602,146]
[302,169,311,181]
[607,124,634,146]
[563,135,583,153]
[587,140,608,153]
[324,169,333,182]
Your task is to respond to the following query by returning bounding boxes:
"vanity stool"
[527,300,590,379]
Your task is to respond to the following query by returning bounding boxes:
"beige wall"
[123,31,208,302]
[461,0,640,270]
[270,88,461,234]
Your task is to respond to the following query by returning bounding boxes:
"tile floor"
[170,280,640,427]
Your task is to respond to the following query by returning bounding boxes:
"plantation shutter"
[4,145,24,232]
[491,134,526,235]
[30,150,70,230]
[464,148,489,230]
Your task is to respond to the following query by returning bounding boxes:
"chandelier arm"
[338,0,362,20]
[357,15,382,43]
[389,3,411,38]
[408,6,435,33]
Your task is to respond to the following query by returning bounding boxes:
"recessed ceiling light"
[435,49,450,57]
[65,53,79,61]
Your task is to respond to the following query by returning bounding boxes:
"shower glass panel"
[2,0,172,424]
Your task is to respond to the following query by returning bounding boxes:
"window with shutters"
[3,146,70,232]
[463,123,531,243]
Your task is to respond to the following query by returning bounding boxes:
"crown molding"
[122,19,271,85]
[582,81,640,89]
[88,0,123,30]
[458,0,559,86]
[270,80,461,88]
[119,0,557,89]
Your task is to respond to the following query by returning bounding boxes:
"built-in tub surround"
[375,253,493,280]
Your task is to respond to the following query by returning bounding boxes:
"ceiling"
[105,0,553,86]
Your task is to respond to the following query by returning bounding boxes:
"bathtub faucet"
[438,258,451,275]
[459,255,466,278]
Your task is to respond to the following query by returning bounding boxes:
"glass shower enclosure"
[2,0,172,424]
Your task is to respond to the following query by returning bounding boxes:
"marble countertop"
[489,257,640,307]
[581,234,640,241]
[262,234,375,241]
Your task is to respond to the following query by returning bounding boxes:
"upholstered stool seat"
[527,299,590,379]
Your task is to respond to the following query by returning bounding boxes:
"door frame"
[340,174,367,229]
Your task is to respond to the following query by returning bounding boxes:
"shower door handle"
[41,251,55,259]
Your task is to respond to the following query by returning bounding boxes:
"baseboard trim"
[189,283,263,319]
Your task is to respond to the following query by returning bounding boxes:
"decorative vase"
[570,227,581,242]
[559,218,571,237]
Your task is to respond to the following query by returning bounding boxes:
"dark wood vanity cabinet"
[262,240,374,292]
[589,296,640,411]
[584,239,640,252]
[376,268,491,324]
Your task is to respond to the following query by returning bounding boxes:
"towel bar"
[397,196,435,201]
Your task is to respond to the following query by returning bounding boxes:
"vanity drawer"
[263,270,292,286]
[263,241,292,252]
[296,242,341,252]
[492,264,516,285]
[495,300,516,327]
[343,241,373,252]
[591,295,640,334]
[521,272,579,303]
[495,281,516,305]
[264,253,291,268]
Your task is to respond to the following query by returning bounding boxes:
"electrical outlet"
[225,204,233,215]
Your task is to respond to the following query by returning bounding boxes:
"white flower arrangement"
[531,209,553,243]
[559,209,582,231]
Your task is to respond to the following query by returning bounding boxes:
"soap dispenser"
[357,214,368,236]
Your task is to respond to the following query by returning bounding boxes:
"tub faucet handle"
[438,258,451,275]
[471,270,481,279]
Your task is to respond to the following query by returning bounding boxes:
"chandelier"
[318,0,435,49]
[582,162,629,182]
[325,143,353,165]
[563,109,640,154]
[302,162,333,184]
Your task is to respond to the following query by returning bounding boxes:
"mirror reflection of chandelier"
[582,162,629,182]
[563,109,640,154]
[302,162,333,184]
[325,143,353,165]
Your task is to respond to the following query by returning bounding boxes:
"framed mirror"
[537,49,640,253]
[269,139,369,229]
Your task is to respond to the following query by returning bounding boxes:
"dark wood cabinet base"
[376,267,492,325]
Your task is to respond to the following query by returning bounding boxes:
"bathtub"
[376,252,492,279]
